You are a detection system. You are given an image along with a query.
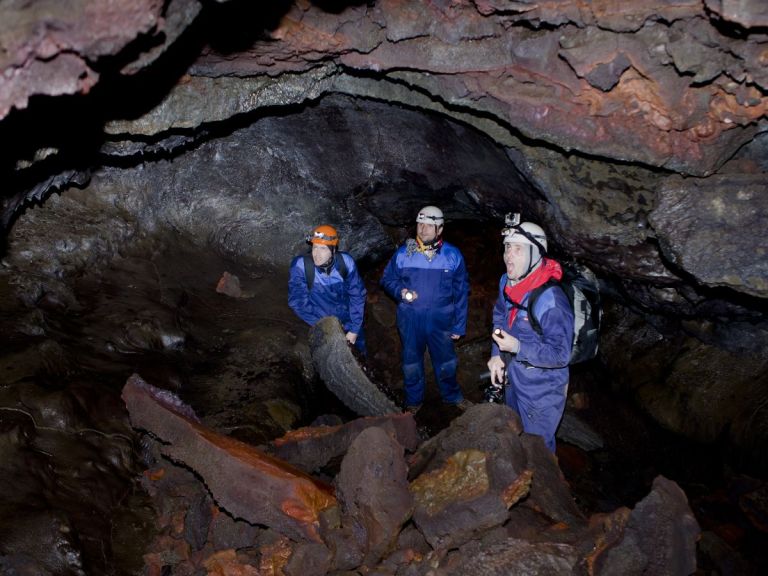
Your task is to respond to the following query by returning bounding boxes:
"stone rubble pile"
[122,373,699,576]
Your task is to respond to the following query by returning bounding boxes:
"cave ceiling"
[0,0,767,306]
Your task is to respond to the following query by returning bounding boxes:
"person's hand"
[492,328,520,353]
[487,355,505,386]
[400,288,418,302]
[345,332,358,345]
[450,334,461,340]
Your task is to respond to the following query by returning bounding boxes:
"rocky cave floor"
[1,225,767,574]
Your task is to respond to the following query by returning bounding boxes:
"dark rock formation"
[2,0,766,302]
[651,174,768,298]
[123,380,700,575]
[596,476,700,576]
[333,426,413,566]
[309,316,401,416]
[271,412,419,473]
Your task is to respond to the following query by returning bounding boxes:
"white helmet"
[502,222,547,252]
[416,206,444,226]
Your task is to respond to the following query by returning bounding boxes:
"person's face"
[312,244,333,266]
[503,242,529,280]
[417,223,442,244]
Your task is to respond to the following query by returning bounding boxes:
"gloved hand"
[345,332,358,345]
[492,328,520,354]
[487,355,506,386]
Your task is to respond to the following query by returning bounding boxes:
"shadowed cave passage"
[0,95,766,575]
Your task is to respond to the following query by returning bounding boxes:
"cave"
[1,1,767,574]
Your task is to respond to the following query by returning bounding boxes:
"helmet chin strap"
[509,246,542,283]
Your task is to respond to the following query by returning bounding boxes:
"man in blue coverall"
[288,224,367,354]
[381,206,471,413]
[487,220,574,452]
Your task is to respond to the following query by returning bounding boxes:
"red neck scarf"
[503,258,563,327]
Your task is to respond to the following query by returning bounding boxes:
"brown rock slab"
[121,373,336,542]
[519,433,586,528]
[411,448,530,550]
[334,426,413,566]
[407,403,526,479]
[271,413,419,473]
[448,537,580,575]
[595,476,700,576]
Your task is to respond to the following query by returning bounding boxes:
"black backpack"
[303,253,349,291]
[508,264,602,364]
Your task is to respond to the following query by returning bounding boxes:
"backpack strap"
[524,279,562,336]
[303,254,315,291]
[303,252,350,291]
[336,252,349,280]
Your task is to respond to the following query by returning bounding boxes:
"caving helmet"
[415,206,444,226]
[307,224,339,247]
[502,218,547,281]
[502,221,547,253]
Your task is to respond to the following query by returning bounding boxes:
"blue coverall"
[491,275,573,452]
[381,242,469,406]
[288,252,367,354]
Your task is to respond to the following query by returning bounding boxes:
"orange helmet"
[307,224,339,246]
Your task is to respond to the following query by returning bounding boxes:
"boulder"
[271,413,418,473]
[121,374,336,542]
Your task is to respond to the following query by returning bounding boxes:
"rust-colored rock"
[502,468,534,509]
[271,412,419,473]
[0,0,167,119]
[215,271,242,298]
[410,449,526,550]
[583,508,632,575]
[121,373,336,542]
[411,449,491,517]
[258,538,293,576]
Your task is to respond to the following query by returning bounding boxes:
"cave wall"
[2,0,767,299]
[0,1,767,461]
[5,96,523,302]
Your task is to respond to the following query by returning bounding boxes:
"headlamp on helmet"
[306,224,339,247]
[501,214,548,254]
[416,205,444,226]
